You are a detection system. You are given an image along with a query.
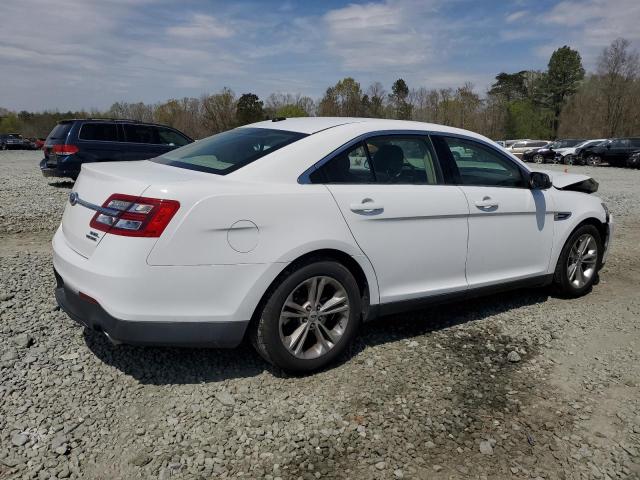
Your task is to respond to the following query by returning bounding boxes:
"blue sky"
[1,0,638,111]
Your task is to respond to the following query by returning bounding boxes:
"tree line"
[1,38,638,141]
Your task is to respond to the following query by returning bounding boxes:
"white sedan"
[53,118,613,372]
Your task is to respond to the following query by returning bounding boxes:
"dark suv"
[40,119,193,179]
[577,137,640,167]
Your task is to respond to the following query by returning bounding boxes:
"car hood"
[537,169,598,193]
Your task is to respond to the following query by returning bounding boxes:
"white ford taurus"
[53,117,613,372]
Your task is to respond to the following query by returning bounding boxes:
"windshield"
[154,127,307,175]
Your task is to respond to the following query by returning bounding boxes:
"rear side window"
[47,123,72,142]
[310,143,374,184]
[367,136,440,184]
[153,127,307,175]
[434,136,526,188]
[79,123,119,142]
[123,124,157,144]
[157,127,191,147]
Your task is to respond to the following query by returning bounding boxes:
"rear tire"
[533,154,545,164]
[250,260,362,373]
[586,155,602,167]
[553,224,603,298]
[563,155,574,165]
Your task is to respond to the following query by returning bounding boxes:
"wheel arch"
[247,248,379,334]
[549,214,608,275]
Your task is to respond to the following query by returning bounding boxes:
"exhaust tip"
[103,331,122,346]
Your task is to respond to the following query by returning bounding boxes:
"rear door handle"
[474,196,499,209]
[350,198,384,215]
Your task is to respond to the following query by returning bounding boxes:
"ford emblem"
[69,192,79,206]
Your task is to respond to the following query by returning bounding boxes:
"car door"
[431,135,554,288]
[310,135,469,305]
[75,122,123,163]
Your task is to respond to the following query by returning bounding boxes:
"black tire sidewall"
[258,261,362,373]
[555,224,603,297]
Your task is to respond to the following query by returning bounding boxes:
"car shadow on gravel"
[47,180,74,188]
[83,286,550,384]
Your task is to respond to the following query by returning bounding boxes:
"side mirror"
[529,171,552,190]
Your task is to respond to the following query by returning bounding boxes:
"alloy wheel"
[564,155,574,165]
[278,276,350,360]
[533,154,544,164]
[586,155,601,166]
[566,233,598,289]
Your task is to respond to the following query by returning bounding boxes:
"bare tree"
[597,38,640,137]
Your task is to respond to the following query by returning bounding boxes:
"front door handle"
[474,196,499,209]
[350,198,384,215]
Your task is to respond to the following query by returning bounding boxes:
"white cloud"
[167,13,234,40]
[505,10,528,23]
[324,1,436,70]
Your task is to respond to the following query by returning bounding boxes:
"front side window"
[154,127,307,175]
[79,123,118,142]
[156,127,191,147]
[611,139,630,148]
[437,136,526,188]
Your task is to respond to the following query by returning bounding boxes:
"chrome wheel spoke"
[318,322,337,344]
[314,277,327,307]
[568,262,578,281]
[315,328,331,351]
[285,301,307,314]
[319,295,346,313]
[306,278,318,306]
[582,251,597,263]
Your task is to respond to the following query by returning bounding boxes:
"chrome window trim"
[298,129,531,185]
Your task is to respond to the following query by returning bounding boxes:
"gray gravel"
[1,151,639,479]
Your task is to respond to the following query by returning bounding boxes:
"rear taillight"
[89,194,180,237]
[52,144,79,156]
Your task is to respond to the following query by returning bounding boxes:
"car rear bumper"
[51,226,285,347]
[40,158,80,178]
[54,270,248,347]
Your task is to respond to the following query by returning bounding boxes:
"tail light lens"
[89,194,180,237]
[52,144,79,156]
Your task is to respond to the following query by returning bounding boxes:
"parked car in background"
[626,150,640,169]
[1,133,29,150]
[507,140,549,158]
[562,139,607,165]
[53,117,612,372]
[522,139,584,164]
[33,138,46,150]
[40,119,193,180]
[577,137,640,167]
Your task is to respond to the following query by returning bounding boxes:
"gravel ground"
[1,150,638,480]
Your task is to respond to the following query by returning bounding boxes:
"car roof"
[243,116,491,137]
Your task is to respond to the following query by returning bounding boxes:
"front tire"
[251,260,362,373]
[533,154,545,164]
[563,155,574,165]
[553,224,603,298]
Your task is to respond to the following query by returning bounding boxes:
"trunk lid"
[62,160,205,258]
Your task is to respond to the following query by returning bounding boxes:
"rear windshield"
[47,123,72,142]
[153,127,307,175]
